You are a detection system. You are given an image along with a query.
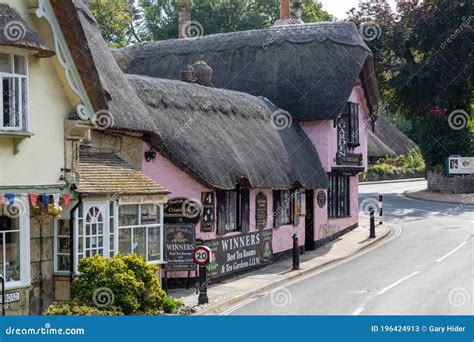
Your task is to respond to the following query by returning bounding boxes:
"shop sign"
[336,153,363,166]
[317,190,327,208]
[164,197,201,224]
[446,156,474,175]
[0,292,20,304]
[204,229,273,278]
[201,192,215,232]
[255,193,268,230]
[164,224,196,271]
[119,194,167,205]
[336,116,349,160]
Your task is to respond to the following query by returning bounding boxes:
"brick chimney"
[280,0,290,20]
[177,0,193,39]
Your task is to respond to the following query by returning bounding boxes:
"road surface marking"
[220,297,258,316]
[352,307,364,315]
[377,271,420,295]
[435,241,467,263]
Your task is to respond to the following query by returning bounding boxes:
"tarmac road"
[223,180,474,315]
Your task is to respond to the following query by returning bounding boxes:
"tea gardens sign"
[164,224,196,271]
[164,197,201,224]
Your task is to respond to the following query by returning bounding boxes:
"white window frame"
[53,218,70,274]
[0,49,29,132]
[117,203,164,265]
[0,195,30,289]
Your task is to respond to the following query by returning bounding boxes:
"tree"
[349,0,473,170]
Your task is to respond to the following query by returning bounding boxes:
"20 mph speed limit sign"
[193,246,211,266]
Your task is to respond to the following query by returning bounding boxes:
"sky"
[318,0,398,20]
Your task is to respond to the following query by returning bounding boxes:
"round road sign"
[193,246,211,266]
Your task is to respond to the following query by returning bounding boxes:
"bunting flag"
[6,193,14,206]
[53,194,60,206]
[62,194,71,208]
[29,193,38,207]
[0,194,3,206]
[42,194,49,208]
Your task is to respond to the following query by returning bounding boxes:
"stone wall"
[427,171,474,194]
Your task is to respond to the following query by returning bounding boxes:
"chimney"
[292,0,302,20]
[280,0,290,20]
[177,0,193,39]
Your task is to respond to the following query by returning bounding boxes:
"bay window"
[0,52,28,131]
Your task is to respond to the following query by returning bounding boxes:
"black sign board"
[317,190,327,208]
[164,197,200,224]
[204,229,273,278]
[255,192,268,230]
[201,192,215,232]
[336,153,363,166]
[164,224,196,271]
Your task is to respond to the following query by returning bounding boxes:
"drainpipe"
[69,192,82,285]
[177,0,193,38]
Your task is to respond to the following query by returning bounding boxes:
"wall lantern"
[145,149,157,163]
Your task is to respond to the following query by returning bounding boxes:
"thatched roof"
[368,130,396,158]
[114,22,379,121]
[52,0,154,132]
[128,74,329,190]
[0,4,54,58]
[374,116,417,156]
[77,148,168,195]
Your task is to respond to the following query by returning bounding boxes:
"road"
[222,180,473,315]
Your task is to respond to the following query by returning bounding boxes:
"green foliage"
[368,148,426,176]
[44,300,123,316]
[162,296,181,314]
[93,0,333,44]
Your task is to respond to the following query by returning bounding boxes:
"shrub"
[44,300,123,316]
[162,296,182,314]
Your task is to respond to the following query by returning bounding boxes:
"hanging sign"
[201,192,215,232]
[336,116,349,161]
[164,224,196,272]
[255,193,268,230]
[164,197,201,224]
[204,229,273,278]
[317,190,327,208]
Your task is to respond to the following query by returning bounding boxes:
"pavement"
[405,189,474,205]
[203,180,474,315]
[169,217,392,315]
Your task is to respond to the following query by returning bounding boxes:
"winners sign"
[164,224,196,271]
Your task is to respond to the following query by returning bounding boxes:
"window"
[328,175,350,218]
[118,204,163,263]
[273,190,295,227]
[347,102,359,146]
[217,191,237,233]
[0,52,28,131]
[55,219,70,273]
[0,198,29,285]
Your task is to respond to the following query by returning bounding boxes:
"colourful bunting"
[62,194,71,208]
[42,194,49,208]
[53,194,60,206]
[29,193,38,207]
[0,194,3,206]
[6,194,14,206]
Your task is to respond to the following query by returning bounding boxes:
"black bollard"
[369,208,376,238]
[198,265,209,305]
[292,233,300,270]
[378,194,383,225]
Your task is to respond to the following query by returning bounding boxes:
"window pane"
[118,228,131,254]
[132,227,146,258]
[5,231,20,281]
[119,205,138,226]
[0,54,10,73]
[14,56,26,75]
[59,237,70,253]
[0,214,19,231]
[57,255,70,272]
[147,227,160,262]
[3,77,20,128]
[225,191,237,232]
[140,204,158,224]
[58,220,70,236]
[21,78,27,130]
